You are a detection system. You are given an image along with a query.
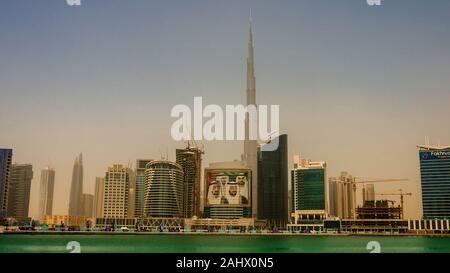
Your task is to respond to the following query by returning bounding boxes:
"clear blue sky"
[1,0,450,218]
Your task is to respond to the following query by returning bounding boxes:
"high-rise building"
[362,184,375,203]
[0,149,13,219]
[176,144,202,218]
[243,15,258,219]
[39,167,55,220]
[257,134,288,227]
[68,153,84,216]
[94,177,104,218]
[102,164,135,219]
[203,161,252,219]
[82,193,94,218]
[135,159,152,218]
[418,145,450,219]
[291,155,327,213]
[144,161,184,218]
[7,163,33,220]
[329,172,354,219]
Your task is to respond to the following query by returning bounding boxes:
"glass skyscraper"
[135,159,152,218]
[7,163,33,221]
[257,134,288,227]
[419,146,450,219]
[291,156,326,212]
[0,148,12,219]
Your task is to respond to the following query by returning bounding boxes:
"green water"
[1,234,450,253]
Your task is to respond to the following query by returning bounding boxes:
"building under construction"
[356,200,403,220]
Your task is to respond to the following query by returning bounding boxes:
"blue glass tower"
[419,146,450,219]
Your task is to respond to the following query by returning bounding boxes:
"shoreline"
[2,231,450,237]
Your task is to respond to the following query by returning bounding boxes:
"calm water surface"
[1,234,450,253]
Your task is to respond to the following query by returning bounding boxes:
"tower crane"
[376,189,412,219]
[340,177,409,219]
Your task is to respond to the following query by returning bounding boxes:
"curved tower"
[144,160,184,218]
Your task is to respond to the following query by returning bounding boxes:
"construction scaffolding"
[356,200,403,220]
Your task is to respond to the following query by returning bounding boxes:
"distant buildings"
[94,177,104,218]
[82,193,94,218]
[257,134,288,227]
[6,163,33,220]
[418,145,450,219]
[0,149,12,219]
[135,159,152,218]
[39,167,55,220]
[329,172,354,219]
[68,153,84,216]
[362,184,375,203]
[102,164,135,218]
[176,144,202,218]
[144,161,184,218]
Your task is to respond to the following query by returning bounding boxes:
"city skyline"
[2,1,450,219]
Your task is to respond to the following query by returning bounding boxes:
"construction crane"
[341,177,409,219]
[376,189,412,219]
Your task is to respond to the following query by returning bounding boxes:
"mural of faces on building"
[205,170,251,207]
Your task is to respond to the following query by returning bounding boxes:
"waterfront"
[1,234,450,253]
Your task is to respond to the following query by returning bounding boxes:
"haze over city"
[1,0,450,220]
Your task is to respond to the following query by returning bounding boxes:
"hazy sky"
[1,0,450,219]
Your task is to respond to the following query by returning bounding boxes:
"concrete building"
[39,167,55,220]
[82,193,94,218]
[144,161,184,218]
[203,161,252,219]
[257,134,288,227]
[68,153,84,216]
[102,164,135,219]
[135,159,152,218]
[329,171,354,219]
[0,149,13,219]
[176,144,202,218]
[94,177,104,218]
[6,163,33,220]
[418,145,450,219]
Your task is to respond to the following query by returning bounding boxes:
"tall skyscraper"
[68,153,84,216]
[418,145,450,219]
[6,163,33,220]
[243,13,258,219]
[257,134,288,227]
[94,177,104,218]
[0,149,13,219]
[144,161,184,218]
[291,155,327,213]
[82,193,94,218]
[39,167,55,220]
[329,171,354,219]
[176,144,202,218]
[102,164,135,218]
[135,159,152,218]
